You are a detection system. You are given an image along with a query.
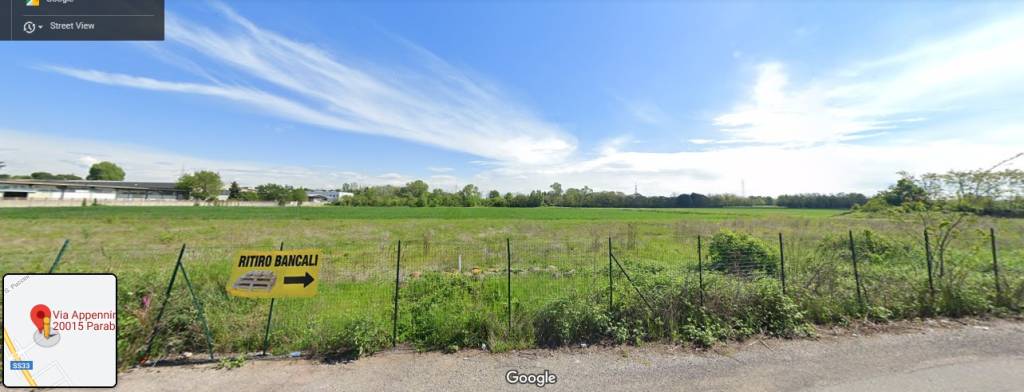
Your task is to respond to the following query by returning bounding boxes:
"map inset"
[3,274,116,388]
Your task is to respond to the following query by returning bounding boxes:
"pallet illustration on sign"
[226,249,322,298]
[232,270,276,292]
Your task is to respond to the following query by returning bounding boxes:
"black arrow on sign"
[283,272,315,288]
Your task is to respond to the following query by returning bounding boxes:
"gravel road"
[102,318,1023,392]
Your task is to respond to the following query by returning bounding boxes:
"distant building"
[0,180,188,201]
[306,190,353,203]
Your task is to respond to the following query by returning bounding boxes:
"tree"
[238,191,260,201]
[176,171,223,201]
[404,180,430,207]
[547,182,563,206]
[884,154,1023,275]
[459,184,481,207]
[87,161,125,181]
[291,188,308,206]
[256,183,288,204]
[256,183,306,205]
[879,176,927,206]
[228,181,242,200]
[29,172,82,180]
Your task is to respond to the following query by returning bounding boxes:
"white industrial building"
[307,190,353,203]
[0,180,188,201]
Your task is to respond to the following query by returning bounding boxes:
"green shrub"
[747,282,813,338]
[533,295,610,347]
[937,272,993,316]
[314,318,390,361]
[402,274,491,352]
[708,230,777,276]
[818,229,910,264]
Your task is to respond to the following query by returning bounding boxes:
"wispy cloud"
[46,3,576,165]
[620,99,669,125]
[710,15,1024,146]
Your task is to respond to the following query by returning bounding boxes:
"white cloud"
[711,15,1024,146]
[0,130,405,189]
[46,4,575,166]
[472,14,1024,195]
[474,136,1024,196]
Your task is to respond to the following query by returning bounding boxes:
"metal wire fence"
[1,227,1020,367]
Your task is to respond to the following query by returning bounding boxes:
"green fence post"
[697,235,705,308]
[506,238,512,337]
[849,230,864,312]
[990,228,1002,304]
[262,241,284,356]
[47,239,70,273]
[924,229,935,298]
[609,251,656,313]
[141,244,185,364]
[392,240,401,347]
[177,247,216,361]
[608,237,613,310]
[778,233,786,296]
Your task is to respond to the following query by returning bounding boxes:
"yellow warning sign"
[226,249,322,298]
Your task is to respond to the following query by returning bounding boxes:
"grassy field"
[0,205,840,221]
[1,206,1022,369]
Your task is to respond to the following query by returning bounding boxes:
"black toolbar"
[1,0,164,41]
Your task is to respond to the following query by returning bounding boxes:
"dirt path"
[103,319,1023,391]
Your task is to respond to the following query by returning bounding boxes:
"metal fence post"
[849,230,864,312]
[141,244,185,364]
[697,235,705,308]
[609,251,656,313]
[261,241,284,356]
[608,237,613,310]
[392,240,401,347]
[177,247,216,361]
[48,239,70,273]
[990,228,1002,303]
[506,238,512,336]
[778,232,786,295]
[924,230,935,297]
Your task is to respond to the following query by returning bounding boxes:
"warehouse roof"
[0,180,182,191]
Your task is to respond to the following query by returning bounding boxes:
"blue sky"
[2,1,1023,195]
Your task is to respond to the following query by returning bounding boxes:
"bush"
[533,295,610,347]
[818,229,909,263]
[402,274,491,352]
[314,318,390,361]
[708,230,777,276]
[747,282,813,338]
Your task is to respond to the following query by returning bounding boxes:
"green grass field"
[1,206,1021,368]
[0,206,839,221]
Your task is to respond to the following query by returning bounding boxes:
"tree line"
[337,181,868,209]
[0,160,924,210]
[0,161,126,181]
[175,170,308,205]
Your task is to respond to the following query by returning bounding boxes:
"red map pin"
[31,304,51,334]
